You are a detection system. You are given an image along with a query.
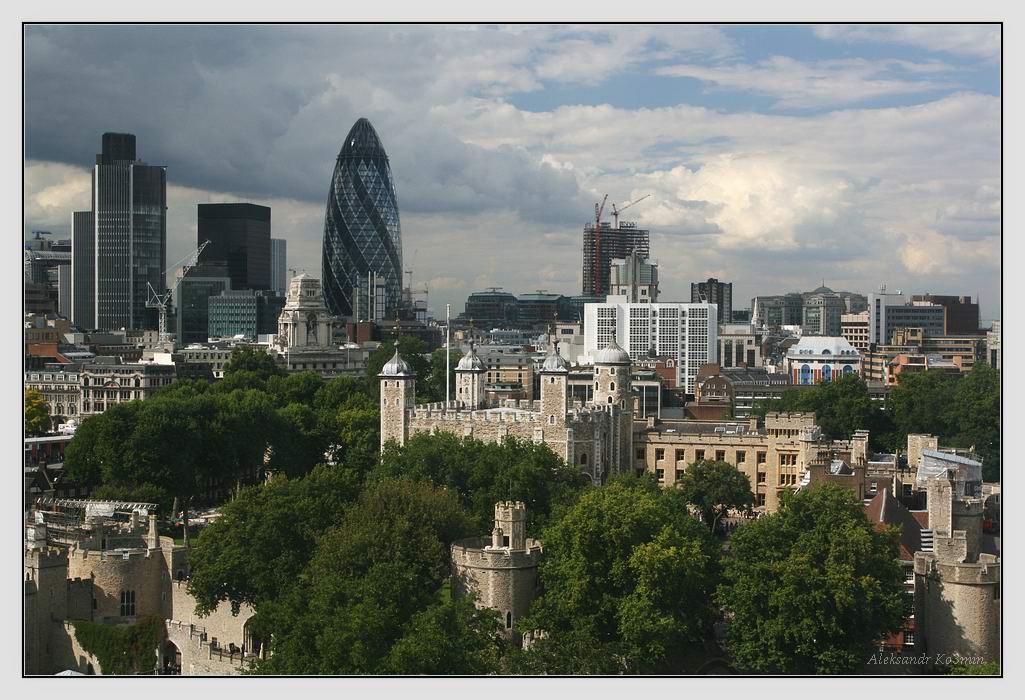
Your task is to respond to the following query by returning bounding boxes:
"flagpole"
[446,303,451,407]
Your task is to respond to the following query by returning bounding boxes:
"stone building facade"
[450,501,543,643]
[381,337,634,484]
[914,457,1000,665]
[25,500,255,676]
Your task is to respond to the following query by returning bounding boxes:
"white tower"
[379,342,415,451]
[455,340,486,409]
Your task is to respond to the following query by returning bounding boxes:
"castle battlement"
[451,537,543,570]
[915,553,1001,584]
[26,547,68,568]
[69,546,158,562]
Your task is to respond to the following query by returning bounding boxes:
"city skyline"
[24,24,1001,319]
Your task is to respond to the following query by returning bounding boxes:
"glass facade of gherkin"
[322,118,403,319]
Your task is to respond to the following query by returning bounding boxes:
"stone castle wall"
[165,619,253,676]
[451,537,542,641]
[66,546,164,622]
[915,554,1000,663]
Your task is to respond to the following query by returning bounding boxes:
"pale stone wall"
[166,619,254,676]
[451,537,542,642]
[67,547,164,622]
[908,434,939,470]
[380,376,414,449]
[915,554,1000,663]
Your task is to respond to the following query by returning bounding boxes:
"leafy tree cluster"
[753,366,1000,481]
[24,388,51,436]
[68,615,165,675]
[186,430,587,675]
[376,432,590,532]
[63,346,380,514]
[510,475,721,674]
[716,484,904,674]
[365,336,458,403]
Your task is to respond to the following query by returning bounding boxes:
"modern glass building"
[322,118,403,319]
[198,203,271,291]
[88,132,167,331]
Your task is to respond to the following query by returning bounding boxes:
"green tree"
[949,363,1000,481]
[677,460,755,533]
[380,596,504,674]
[886,369,959,446]
[717,483,904,674]
[517,475,720,673]
[375,432,588,532]
[253,477,477,674]
[187,463,362,616]
[24,388,51,436]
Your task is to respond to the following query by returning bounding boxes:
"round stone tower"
[450,501,543,644]
[539,336,569,428]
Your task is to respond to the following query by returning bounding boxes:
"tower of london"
[380,337,635,484]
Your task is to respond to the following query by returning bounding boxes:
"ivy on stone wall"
[68,615,165,675]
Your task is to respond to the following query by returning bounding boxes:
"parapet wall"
[451,537,543,570]
[66,546,164,621]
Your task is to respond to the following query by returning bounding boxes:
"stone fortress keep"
[381,336,635,485]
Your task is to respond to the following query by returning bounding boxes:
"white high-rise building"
[270,238,288,296]
[584,297,718,394]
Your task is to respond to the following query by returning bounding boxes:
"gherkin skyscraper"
[322,118,403,319]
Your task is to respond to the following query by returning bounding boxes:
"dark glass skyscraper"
[198,203,272,291]
[87,132,167,330]
[322,118,403,318]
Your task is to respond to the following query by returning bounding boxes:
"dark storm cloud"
[24,25,587,224]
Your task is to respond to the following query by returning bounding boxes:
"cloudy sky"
[23,24,1001,320]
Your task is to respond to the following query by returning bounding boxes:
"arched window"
[594,382,598,390]
[550,377,555,384]
[579,454,588,465]
[799,364,812,385]
[549,415,555,425]
[607,396,613,404]
[843,364,854,374]
[610,382,615,391]
[610,367,617,375]
[822,365,832,382]
[506,612,512,629]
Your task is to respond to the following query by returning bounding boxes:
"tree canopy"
[677,460,755,532]
[717,483,904,674]
[24,388,51,436]
[513,475,720,674]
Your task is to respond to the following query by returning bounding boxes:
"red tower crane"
[593,194,608,296]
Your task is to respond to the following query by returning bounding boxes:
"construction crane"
[593,194,608,296]
[146,240,211,346]
[611,194,651,229]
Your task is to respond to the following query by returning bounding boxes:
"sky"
[22,24,1002,320]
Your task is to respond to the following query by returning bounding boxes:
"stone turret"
[146,514,158,550]
[379,342,416,451]
[592,339,633,476]
[455,340,485,410]
[539,334,569,429]
[451,501,543,644]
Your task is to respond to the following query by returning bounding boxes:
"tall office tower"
[57,266,73,318]
[198,203,272,291]
[270,238,288,296]
[351,271,388,323]
[691,278,732,324]
[609,251,659,303]
[911,294,981,335]
[71,211,95,328]
[583,301,718,395]
[322,118,403,319]
[582,222,649,297]
[92,132,167,330]
[752,293,803,328]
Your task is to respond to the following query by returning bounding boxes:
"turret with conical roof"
[540,331,570,430]
[380,341,415,451]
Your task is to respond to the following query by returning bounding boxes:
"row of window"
[645,448,769,464]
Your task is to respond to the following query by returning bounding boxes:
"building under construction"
[582,222,650,297]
